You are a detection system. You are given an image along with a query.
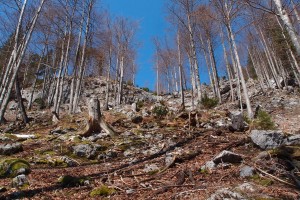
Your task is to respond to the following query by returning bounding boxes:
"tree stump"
[81,98,116,137]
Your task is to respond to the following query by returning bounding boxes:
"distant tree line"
[154,0,300,118]
[0,0,139,123]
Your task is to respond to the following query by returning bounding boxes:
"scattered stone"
[213,150,243,164]
[285,134,300,146]
[220,84,231,95]
[201,161,216,171]
[236,183,256,192]
[50,126,67,135]
[143,164,159,173]
[12,174,29,188]
[60,156,79,167]
[250,130,285,150]
[98,151,118,160]
[207,188,246,200]
[142,109,150,117]
[0,143,23,155]
[8,100,18,110]
[229,111,245,131]
[240,165,255,178]
[72,144,104,159]
[126,189,135,194]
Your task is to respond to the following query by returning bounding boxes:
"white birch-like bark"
[73,0,94,112]
[207,38,221,102]
[199,35,215,96]
[187,14,202,103]
[225,14,253,117]
[220,29,234,101]
[273,0,300,55]
[0,0,46,122]
[70,5,84,113]
[104,46,112,110]
[177,32,185,109]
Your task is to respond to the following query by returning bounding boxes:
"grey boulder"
[250,130,285,150]
[229,111,245,131]
[213,150,243,164]
[11,174,29,188]
[0,143,23,155]
[240,165,255,178]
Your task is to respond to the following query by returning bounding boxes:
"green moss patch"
[0,159,30,178]
[90,185,116,197]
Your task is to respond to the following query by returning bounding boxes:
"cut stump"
[81,98,116,137]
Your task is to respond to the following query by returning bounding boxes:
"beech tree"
[0,0,46,123]
[212,0,253,118]
[168,0,203,104]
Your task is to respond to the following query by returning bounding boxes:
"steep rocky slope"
[0,77,300,199]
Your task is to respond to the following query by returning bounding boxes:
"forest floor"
[1,90,300,199]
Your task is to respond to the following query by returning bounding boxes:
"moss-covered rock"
[90,185,116,197]
[58,175,89,187]
[0,159,30,178]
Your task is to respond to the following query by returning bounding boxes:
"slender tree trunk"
[28,46,46,110]
[248,48,265,91]
[188,56,195,109]
[72,0,94,113]
[0,0,46,123]
[207,38,221,102]
[220,29,234,101]
[117,55,124,105]
[187,15,201,103]
[226,20,253,118]
[199,35,215,96]
[273,0,300,55]
[70,5,84,114]
[15,75,29,123]
[177,32,185,109]
[104,46,112,111]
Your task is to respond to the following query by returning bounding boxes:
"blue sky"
[101,0,167,90]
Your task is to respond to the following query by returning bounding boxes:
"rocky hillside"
[0,77,300,199]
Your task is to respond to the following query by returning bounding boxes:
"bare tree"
[0,0,46,123]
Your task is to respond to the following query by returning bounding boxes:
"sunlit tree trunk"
[177,31,185,109]
[0,0,46,123]
[225,12,253,117]
[220,29,234,101]
[273,0,300,55]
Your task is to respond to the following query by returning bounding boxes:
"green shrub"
[152,105,168,119]
[252,110,275,130]
[34,98,46,109]
[141,87,150,92]
[136,100,144,109]
[200,93,218,109]
[90,185,116,197]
